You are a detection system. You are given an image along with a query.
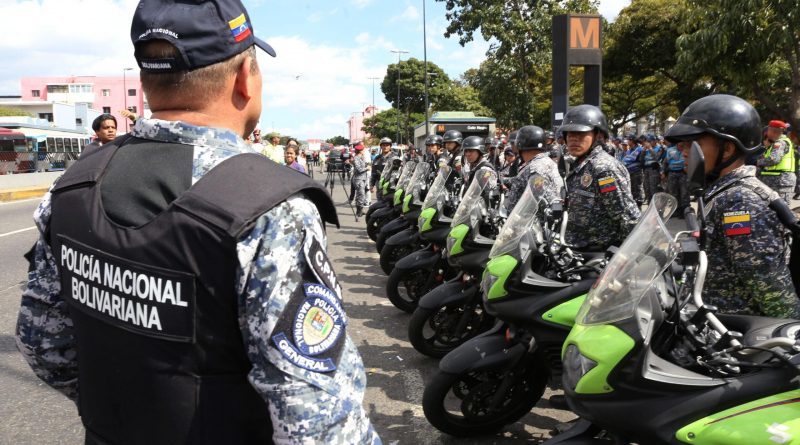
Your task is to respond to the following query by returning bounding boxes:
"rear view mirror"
[687,142,705,197]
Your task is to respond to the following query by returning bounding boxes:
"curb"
[0,187,49,202]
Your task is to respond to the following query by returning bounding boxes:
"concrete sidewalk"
[0,172,62,202]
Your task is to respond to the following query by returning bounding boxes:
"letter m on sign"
[570,17,599,49]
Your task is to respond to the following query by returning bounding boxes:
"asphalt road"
[0,182,574,444]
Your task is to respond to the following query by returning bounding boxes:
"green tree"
[382,58,450,114]
[362,108,425,145]
[677,0,800,127]
[431,77,491,116]
[326,136,349,146]
[0,107,33,117]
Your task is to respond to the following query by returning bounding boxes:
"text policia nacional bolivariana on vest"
[60,244,189,333]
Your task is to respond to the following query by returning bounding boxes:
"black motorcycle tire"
[422,361,548,437]
[386,266,437,313]
[379,242,413,275]
[375,229,390,253]
[408,303,494,359]
[366,212,392,242]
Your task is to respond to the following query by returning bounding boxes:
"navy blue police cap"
[131,0,276,73]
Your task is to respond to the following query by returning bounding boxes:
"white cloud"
[0,0,140,94]
[599,0,631,21]
[391,5,420,22]
[351,0,372,8]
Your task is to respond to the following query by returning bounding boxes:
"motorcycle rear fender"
[439,333,526,374]
[385,227,420,247]
[418,280,478,310]
[371,206,395,221]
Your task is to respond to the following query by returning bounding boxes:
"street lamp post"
[367,77,379,118]
[390,49,408,144]
[423,0,429,140]
[122,67,133,132]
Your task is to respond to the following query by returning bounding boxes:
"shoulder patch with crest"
[722,210,751,236]
[597,176,617,193]
[580,173,592,188]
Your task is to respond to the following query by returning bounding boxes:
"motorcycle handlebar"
[692,251,743,349]
[684,207,700,235]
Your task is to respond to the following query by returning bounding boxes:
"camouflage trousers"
[351,176,369,207]
[643,167,662,204]
[666,171,690,209]
[629,170,644,205]
[759,172,796,203]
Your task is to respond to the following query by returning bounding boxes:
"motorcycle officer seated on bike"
[461,136,498,193]
[665,94,800,319]
[504,125,565,213]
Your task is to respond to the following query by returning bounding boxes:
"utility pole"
[367,77,379,118]
[423,0,430,140]
[390,49,408,144]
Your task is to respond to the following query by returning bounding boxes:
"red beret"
[768,120,789,129]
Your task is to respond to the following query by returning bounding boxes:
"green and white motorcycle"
[547,188,800,445]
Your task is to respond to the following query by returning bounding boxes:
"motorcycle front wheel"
[408,301,494,358]
[366,212,392,242]
[379,242,414,275]
[422,360,547,437]
[386,266,441,313]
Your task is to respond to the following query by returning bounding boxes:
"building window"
[102,107,111,114]
[38,113,53,122]
[76,118,83,126]
[102,89,111,97]
[31,89,40,97]
[47,85,68,93]
[128,89,137,96]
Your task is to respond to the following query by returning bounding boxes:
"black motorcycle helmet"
[558,104,610,138]
[484,136,500,148]
[665,94,761,153]
[516,125,546,152]
[442,130,463,145]
[508,131,519,147]
[425,134,444,146]
[379,137,392,145]
[462,135,486,155]
[544,130,555,141]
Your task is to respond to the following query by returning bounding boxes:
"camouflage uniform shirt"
[565,146,641,249]
[15,118,381,444]
[504,152,565,212]
[702,165,800,318]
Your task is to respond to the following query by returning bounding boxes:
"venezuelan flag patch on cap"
[723,211,751,236]
[229,13,252,43]
[598,176,617,194]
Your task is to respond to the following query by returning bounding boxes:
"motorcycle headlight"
[446,235,457,254]
[563,344,598,391]
[481,272,499,302]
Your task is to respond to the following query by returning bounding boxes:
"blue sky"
[0,0,630,139]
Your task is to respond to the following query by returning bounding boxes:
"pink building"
[347,105,380,143]
[20,75,145,133]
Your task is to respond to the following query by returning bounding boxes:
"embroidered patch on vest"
[57,235,196,342]
[723,211,751,236]
[598,176,617,194]
[304,235,342,299]
[581,173,592,188]
[271,283,346,373]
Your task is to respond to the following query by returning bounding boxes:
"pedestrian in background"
[82,114,118,156]
[284,145,306,174]
[758,119,796,203]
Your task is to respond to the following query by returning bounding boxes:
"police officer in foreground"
[561,105,641,250]
[15,1,381,444]
[665,94,799,318]
[758,119,796,203]
[504,125,565,212]
[370,137,394,195]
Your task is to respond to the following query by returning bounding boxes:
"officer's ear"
[721,141,738,162]
[234,53,259,102]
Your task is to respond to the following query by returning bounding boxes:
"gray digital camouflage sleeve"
[758,139,787,167]
[236,194,381,445]
[15,191,79,401]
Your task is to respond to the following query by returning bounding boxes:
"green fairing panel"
[542,294,587,327]
[484,255,518,300]
[419,207,436,233]
[448,223,469,256]
[676,389,800,445]
[394,188,404,205]
[402,194,413,213]
[562,324,635,394]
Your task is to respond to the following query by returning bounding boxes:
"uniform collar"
[132,118,252,153]
[571,146,604,175]
[705,165,755,198]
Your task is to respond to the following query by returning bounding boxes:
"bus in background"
[0,128,28,174]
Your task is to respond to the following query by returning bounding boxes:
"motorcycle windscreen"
[395,160,418,192]
[421,166,452,212]
[489,175,547,259]
[450,169,491,230]
[409,162,432,205]
[576,192,678,326]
